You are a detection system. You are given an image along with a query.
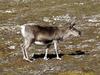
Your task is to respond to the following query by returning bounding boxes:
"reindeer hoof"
[43,57,49,60]
[23,58,33,62]
[56,57,61,60]
[30,58,36,61]
[27,59,33,62]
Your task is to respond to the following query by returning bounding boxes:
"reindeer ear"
[69,22,76,29]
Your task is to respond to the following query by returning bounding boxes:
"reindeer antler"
[69,20,76,29]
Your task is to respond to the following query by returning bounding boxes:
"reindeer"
[21,22,81,62]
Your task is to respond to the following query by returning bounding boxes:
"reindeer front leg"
[53,40,61,60]
[44,44,51,60]
[43,48,49,60]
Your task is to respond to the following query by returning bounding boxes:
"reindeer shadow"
[31,51,87,60]
[68,50,88,55]
[31,53,64,59]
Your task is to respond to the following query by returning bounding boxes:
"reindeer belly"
[34,40,53,45]
[34,41,45,45]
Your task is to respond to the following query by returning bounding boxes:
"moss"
[57,71,95,75]
[3,72,16,75]
[0,0,100,75]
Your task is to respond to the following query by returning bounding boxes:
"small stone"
[96,36,99,39]
[40,0,44,1]
[1,38,4,40]
[17,31,20,34]
[43,17,51,22]
[8,46,15,50]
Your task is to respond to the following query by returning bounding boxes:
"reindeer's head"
[63,22,81,39]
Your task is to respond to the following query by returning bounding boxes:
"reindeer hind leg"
[44,44,51,60]
[22,38,33,62]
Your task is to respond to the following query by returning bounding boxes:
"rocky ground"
[0,0,100,75]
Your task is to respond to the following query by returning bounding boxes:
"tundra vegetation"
[0,0,100,75]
